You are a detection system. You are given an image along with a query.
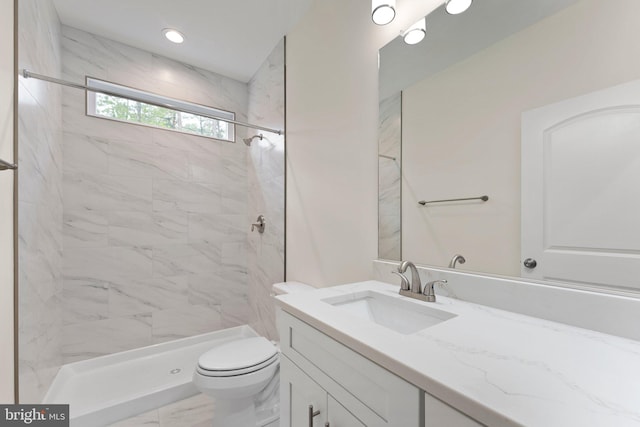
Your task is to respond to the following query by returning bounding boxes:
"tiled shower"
[18,0,285,403]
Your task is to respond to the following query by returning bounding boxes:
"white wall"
[402,0,640,276]
[0,0,15,404]
[285,0,441,287]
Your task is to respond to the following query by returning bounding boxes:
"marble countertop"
[275,280,640,427]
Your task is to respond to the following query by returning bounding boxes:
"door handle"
[523,258,537,269]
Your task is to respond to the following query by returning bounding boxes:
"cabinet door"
[280,355,327,427]
[328,396,365,427]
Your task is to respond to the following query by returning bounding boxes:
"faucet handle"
[423,279,447,302]
[424,279,447,291]
[391,271,410,291]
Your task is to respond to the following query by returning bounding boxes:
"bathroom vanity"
[276,281,640,427]
[278,309,480,427]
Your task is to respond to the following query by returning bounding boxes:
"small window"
[86,77,235,142]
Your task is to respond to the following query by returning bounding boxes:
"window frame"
[85,76,236,143]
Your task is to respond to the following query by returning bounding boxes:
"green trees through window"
[94,93,232,140]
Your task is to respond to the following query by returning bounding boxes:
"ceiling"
[51,0,313,82]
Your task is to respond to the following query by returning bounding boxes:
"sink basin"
[322,291,456,334]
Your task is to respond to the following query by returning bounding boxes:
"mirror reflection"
[378,0,640,294]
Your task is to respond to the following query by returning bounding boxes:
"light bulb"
[372,0,396,26]
[403,18,426,45]
[445,0,473,15]
[162,28,185,44]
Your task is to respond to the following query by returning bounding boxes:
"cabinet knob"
[523,258,537,269]
[308,404,320,427]
[325,423,330,427]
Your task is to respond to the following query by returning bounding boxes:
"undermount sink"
[322,291,456,334]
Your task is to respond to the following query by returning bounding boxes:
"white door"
[521,80,640,292]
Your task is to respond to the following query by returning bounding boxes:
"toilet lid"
[198,337,277,372]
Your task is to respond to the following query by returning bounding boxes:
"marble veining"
[108,210,189,247]
[373,259,640,342]
[59,26,257,364]
[108,276,189,318]
[18,0,64,403]
[276,280,640,427]
[246,40,285,340]
[20,13,285,397]
[63,314,153,363]
[62,278,109,324]
[151,305,223,344]
[152,244,220,278]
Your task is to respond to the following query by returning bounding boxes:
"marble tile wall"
[17,0,64,403]
[378,92,402,260]
[60,26,255,363]
[246,40,286,340]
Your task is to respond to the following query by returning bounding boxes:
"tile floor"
[109,394,213,427]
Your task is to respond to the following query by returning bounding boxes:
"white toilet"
[193,281,314,427]
[193,336,280,426]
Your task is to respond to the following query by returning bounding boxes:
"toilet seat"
[196,337,278,377]
[197,353,279,377]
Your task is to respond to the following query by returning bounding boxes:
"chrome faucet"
[448,254,466,269]
[391,271,410,291]
[398,260,422,294]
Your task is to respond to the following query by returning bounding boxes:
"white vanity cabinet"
[278,310,485,427]
[280,356,366,426]
[423,395,484,427]
[278,310,421,426]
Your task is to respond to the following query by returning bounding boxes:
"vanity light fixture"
[162,28,185,44]
[445,0,473,15]
[372,0,396,26]
[403,18,426,45]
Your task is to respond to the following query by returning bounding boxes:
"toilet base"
[207,367,280,427]
[212,397,257,427]
[209,396,279,427]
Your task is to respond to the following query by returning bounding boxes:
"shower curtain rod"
[20,69,283,136]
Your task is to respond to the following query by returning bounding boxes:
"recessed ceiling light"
[162,28,185,44]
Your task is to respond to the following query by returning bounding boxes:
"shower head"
[243,134,264,146]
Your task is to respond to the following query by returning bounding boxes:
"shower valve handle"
[251,215,266,234]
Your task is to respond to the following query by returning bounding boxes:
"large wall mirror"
[378,0,640,295]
